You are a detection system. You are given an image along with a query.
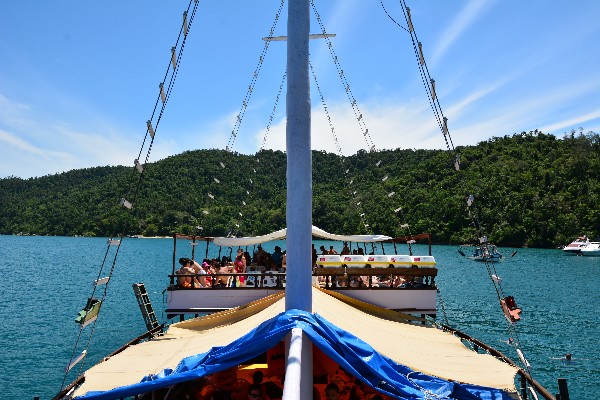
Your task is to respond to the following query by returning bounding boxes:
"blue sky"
[1,1,599,179]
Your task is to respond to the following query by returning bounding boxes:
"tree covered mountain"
[1,130,598,248]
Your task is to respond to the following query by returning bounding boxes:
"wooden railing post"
[557,378,569,400]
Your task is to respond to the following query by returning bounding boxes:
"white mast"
[285,0,312,313]
[282,1,313,399]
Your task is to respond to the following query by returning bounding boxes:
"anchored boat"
[459,244,504,263]
[54,1,561,399]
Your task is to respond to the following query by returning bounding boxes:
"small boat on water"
[459,244,504,262]
[579,241,600,257]
[562,236,590,255]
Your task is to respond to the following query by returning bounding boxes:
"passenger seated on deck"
[202,261,214,287]
[281,251,287,271]
[246,384,265,400]
[325,383,340,400]
[320,245,329,255]
[272,246,283,269]
[340,242,350,255]
[201,367,242,400]
[254,245,268,266]
[215,262,230,288]
[189,259,208,288]
[176,258,196,288]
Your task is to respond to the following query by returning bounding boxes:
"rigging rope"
[308,60,372,233]
[311,0,411,236]
[215,0,286,238]
[60,0,200,390]
[382,0,533,375]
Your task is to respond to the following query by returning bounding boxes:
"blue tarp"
[79,310,513,399]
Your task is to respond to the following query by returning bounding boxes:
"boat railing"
[169,267,437,290]
[313,266,437,289]
[169,272,287,289]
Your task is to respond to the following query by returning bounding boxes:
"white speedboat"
[562,236,590,255]
[580,241,600,257]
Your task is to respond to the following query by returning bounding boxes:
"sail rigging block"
[443,116,449,135]
[134,159,144,173]
[146,120,155,139]
[406,7,414,32]
[467,195,474,207]
[454,154,461,171]
[120,198,133,210]
[430,79,436,100]
[183,11,188,37]
[418,42,425,65]
[159,82,166,104]
[171,47,177,69]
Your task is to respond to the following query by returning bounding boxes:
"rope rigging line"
[464,199,530,373]
[208,0,286,238]
[392,0,457,161]
[384,0,534,376]
[311,0,412,236]
[308,60,372,233]
[310,0,376,153]
[225,0,286,153]
[60,0,201,390]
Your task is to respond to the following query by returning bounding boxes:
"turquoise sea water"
[0,235,598,399]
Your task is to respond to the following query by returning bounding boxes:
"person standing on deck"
[340,242,350,255]
[272,246,283,269]
[234,248,247,286]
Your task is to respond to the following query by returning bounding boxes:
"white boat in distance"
[562,236,590,255]
[459,244,504,262]
[579,241,600,256]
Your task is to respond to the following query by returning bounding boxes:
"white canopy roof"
[212,226,392,247]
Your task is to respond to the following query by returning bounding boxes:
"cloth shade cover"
[211,226,392,247]
[73,289,517,399]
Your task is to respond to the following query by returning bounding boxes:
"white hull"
[580,242,600,256]
[167,286,437,316]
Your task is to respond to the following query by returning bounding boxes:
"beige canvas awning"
[73,288,517,397]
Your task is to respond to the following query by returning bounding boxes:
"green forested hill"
[1,130,598,248]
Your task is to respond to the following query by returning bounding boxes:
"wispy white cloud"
[0,93,145,178]
[430,0,494,67]
[0,128,65,157]
[539,109,600,134]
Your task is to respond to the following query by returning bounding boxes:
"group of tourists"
[176,245,287,289]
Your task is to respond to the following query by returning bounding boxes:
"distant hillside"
[1,130,598,248]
